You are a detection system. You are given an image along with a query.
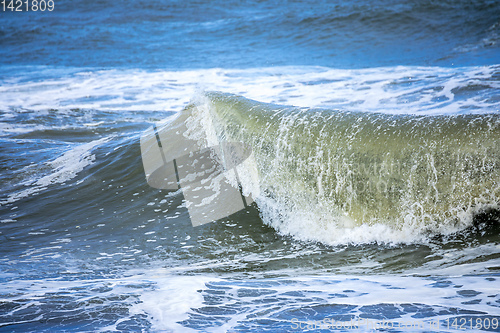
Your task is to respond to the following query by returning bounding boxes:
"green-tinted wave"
[184,92,499,243]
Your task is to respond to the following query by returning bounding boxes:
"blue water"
[1,0,499,332]
[1,0,499,69]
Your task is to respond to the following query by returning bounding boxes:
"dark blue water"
[1,0,499,69]
[1,0,499,332]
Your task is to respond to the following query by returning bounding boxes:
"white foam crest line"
[260,204,498,248]
[0,264,498,331]
[0,65,498,115]
[258,197,425,246]
[0,137,111,206]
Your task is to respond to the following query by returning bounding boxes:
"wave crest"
[183,92,500,244]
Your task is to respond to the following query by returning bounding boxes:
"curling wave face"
[181,92,500,244]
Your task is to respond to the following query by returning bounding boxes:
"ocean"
[1,0,499,332]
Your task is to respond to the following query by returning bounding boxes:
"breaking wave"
[179,92,500,244]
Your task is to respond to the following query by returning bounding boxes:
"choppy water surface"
[1,0,499,331]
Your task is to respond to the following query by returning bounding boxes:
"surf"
[151,92,500,244]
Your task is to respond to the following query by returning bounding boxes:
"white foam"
[183,92,499,246]
[127,270,500,332]
[129,273,213,332]
[0,267,497,332]
[0,65,498,115]
[256,197,499,246]
[0,137,110,205]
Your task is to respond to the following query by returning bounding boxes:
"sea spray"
[181,92,500,244]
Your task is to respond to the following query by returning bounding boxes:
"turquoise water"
[1,1,499,331]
